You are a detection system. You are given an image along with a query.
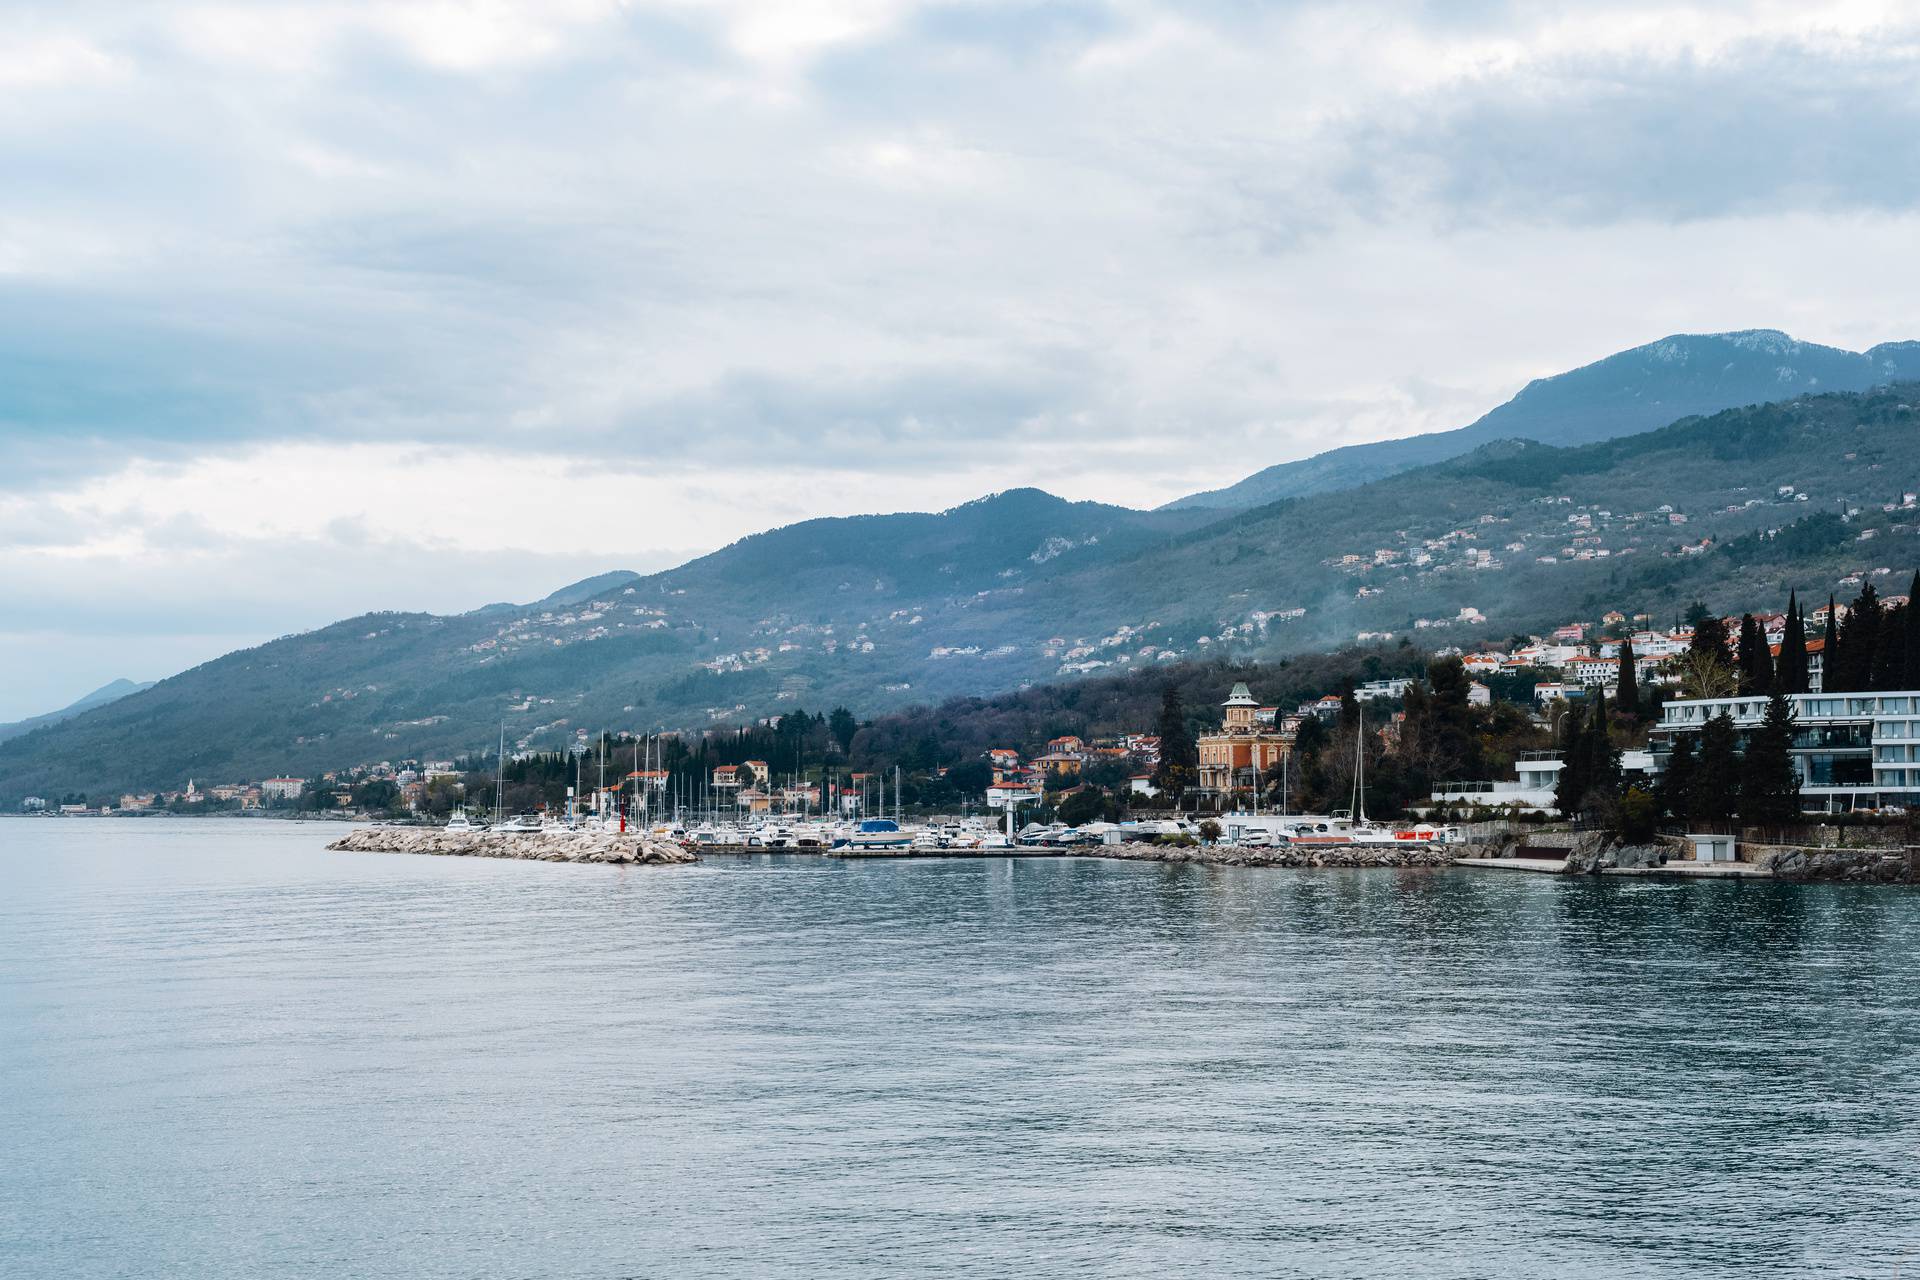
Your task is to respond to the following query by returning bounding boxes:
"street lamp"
[568,739,587,825]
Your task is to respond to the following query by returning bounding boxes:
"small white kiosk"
[1687,833,1738,863]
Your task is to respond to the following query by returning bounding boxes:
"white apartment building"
[1653,691,1920,812]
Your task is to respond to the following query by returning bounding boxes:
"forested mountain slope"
[7,385,1919,803]
[1167,330,1920,509]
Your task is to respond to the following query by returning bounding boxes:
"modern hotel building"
[1652,691,1920,813]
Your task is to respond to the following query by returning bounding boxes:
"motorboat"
[846,818,914,851]
[445,806,477,833]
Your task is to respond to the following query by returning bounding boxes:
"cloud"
[5,2,1918,486]
[5,0,1920,705]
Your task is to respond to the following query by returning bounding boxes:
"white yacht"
[846,818,914,851]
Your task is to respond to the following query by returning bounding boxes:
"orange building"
[1196,683,1294,795]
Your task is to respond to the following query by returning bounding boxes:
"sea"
[2,818,1916,1278]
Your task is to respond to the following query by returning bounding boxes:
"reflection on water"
[2,820,1917,1278]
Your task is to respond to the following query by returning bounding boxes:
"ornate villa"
[1197,683,1295,795]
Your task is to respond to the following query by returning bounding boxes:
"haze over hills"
[7,379,1920,804]
[0,679,154,745]
[1167,330,1920,510]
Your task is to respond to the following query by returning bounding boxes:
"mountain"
[0,492,1207,801]
[0,678,154,745]
[1167,330,1920,510]
[7,383,1920,803]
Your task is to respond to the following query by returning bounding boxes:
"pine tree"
[1777,592,1809,695]
[1691,712,1741,829]
[1615,638,1640,716]
[1659,733,1697,825]
[1690,615,1734,669]
[1739,692,1802,827]
[1407,656,1481,786]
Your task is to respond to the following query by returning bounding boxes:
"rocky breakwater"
[1461,829,1680,874]
[1751,846,1920,884]
[328,826,699,867]
[1559,831,1684,874]
[1085,842,1456,869]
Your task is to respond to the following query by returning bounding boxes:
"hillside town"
[27,576,1917,829]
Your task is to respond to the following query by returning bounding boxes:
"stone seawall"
[328,827,699,866]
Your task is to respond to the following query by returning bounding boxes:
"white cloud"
[4,0,1920,709]
[0,32,122,89]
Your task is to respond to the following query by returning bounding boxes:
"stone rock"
[328,826,699,867]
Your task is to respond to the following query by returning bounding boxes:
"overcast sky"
[4,1,1920,719]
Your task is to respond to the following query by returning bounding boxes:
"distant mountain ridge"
[1166,330,1920,510]
[0,678,154,745]
[8,379,1920,804]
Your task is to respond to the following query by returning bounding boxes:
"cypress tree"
[1777,592,1809,695]
[1692,712,1741,828]
[1906,572,1920,689]
[1659,733,1697,825]
[1553,702,1592,818]
[1736,613,1772,694]
[1739,692,1802,827]
[1153,686,1196,799]
[1821,596,1839,692]
[1873,601,1907,691]
[1615,638,1640,716]
[1834,582,1881,692]
[1586,692,1621,804]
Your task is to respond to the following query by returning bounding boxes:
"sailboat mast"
[1353,707,1366,823]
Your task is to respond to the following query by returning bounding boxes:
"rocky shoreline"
[324,825,1919,883]
[1077,842,1457,869]
[1751,846,1920,884]
[1462,829,1920,883]
[328,827,699,866]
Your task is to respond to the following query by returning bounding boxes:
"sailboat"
[1283,707,1433,846]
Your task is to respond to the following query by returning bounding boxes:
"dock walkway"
[1452,856,1568,874]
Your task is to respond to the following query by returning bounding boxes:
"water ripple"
[2,821,1917,1278]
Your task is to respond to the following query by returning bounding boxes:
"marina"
[412,804,1469,856]
[334,807,1915,881]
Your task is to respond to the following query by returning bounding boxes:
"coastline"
[328,827,699,866]
[320,823,1920,884]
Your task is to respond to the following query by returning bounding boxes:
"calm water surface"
[3,819,1918,1278]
